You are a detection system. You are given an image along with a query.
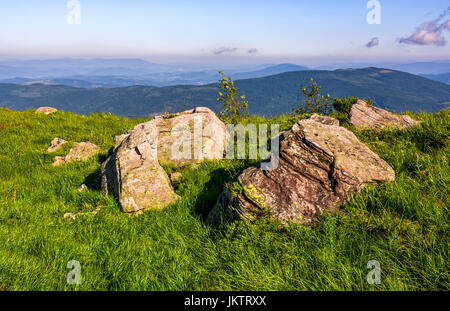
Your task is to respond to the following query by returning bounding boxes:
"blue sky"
[1,0,449,65]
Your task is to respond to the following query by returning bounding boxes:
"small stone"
[53,156,64,166]
[77,184,87,192]
[170,172,182,186]
[53,142,100,166]
[63,213,77,221]
[35,107,58,115]
[63,207,101,220]
[48,138,67,152]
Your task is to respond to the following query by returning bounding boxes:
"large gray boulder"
[350,99,418,130]
[207,114,395,226]
[101,107,227,213]
[101,119,179,213]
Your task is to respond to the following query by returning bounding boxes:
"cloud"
[213,47,238,55]
[398,7,450,46]
[248,48,258,54]
[366,37,379,48]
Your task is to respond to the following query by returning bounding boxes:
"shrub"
[217,71,249,124]
[293,78,332,116]
[365,99,375,106]
[332,96,357,115]
[330,96,358,124]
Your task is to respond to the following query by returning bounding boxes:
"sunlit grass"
[0,108,448,290]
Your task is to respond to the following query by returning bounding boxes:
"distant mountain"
[422,73,450,85]
[1,67,449,118]
[0,72,221,88]
[0,58,176,79]
[312,61,450,76]
[0,63,310,88]
[0,58,170,71]
[391,61,450,75]
[232,63,309,80]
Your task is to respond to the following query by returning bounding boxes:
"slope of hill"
[0,68,449,118]
[422,73,450,85]
[0,107,448,290]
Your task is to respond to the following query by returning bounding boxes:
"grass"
[0,107,448,291]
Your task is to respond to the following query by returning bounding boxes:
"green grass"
[0,107,448,290]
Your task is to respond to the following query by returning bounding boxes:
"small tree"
[294,78,331,115]
[217,71,248,124]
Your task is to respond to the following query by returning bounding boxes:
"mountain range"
[1,67,449,118]
[0,62,309,88]
[3,58,450,88]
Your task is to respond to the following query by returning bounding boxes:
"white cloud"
[398,7,450,46]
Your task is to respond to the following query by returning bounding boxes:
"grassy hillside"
[1,68,449,118]
[0,108,448,290]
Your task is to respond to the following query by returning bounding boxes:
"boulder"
[101,116,178,213]
[156,107,227,165]
[101,107,227,213]
[48,138,67,152]
[350,99,418,130]
[207,115,395,226]
[53,142,100,166]
[35,107,58,115]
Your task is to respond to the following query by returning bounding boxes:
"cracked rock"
[350,99,418,130]
[101,107,227,213]
[207,114,395,226]
[101,115,178,213]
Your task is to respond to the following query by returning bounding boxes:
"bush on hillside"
[332,96,357,115]
[217,71,249,124]
[293,78,332,116]
[330,96,358,124]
